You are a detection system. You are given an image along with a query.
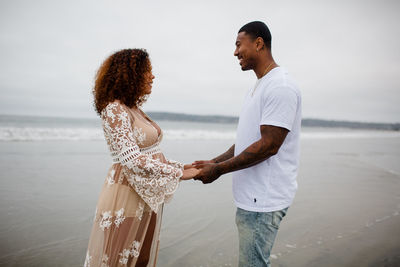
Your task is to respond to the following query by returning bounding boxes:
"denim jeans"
[235,207,288,267]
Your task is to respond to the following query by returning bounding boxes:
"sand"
[0,131,399,266]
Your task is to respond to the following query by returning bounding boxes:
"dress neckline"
[130,107,162,139]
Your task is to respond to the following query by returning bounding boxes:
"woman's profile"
[84,48,199,266]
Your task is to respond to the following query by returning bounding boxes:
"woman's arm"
[101,102,196,211]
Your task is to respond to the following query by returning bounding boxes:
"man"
[192,21,302,266]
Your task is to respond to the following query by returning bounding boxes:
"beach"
[0,119,399,266]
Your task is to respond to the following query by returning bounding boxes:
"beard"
[241,65,252,71]
[240,60,254,71]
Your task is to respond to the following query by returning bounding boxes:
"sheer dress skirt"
[85,163,165,267]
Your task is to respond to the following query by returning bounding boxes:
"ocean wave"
[0,127,237,141]
[0,127,104,141]
[1,127,399,141]
[301,131,400,139]
[163,129,237,140]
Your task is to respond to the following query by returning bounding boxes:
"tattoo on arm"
[216,125,289,175]
[212,144,235,163]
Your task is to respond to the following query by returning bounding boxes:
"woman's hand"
[181,168,200,180]
[183,164,194,170]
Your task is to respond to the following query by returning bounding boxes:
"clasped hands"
[181,160,221,184]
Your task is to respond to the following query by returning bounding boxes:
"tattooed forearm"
[215,125,288,176]
[212,144,235,163]
[216,141,269,175]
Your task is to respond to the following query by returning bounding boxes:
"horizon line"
[0,112,399,125]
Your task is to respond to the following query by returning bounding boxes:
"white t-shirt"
[232,67,302,212]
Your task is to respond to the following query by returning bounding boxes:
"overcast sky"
[0,0,399,123]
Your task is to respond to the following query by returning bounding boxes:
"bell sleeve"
[165,159,184,170]
[101,102,183,212]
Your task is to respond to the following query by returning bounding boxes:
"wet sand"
[269,137,400,267]
[0,131,399,266]
[158,136,400,267]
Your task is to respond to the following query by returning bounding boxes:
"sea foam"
[0,127,237,141]
[1,127,399,141]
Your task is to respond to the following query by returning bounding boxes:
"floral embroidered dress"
[84,100,183,267]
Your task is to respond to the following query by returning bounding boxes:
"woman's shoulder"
[101,100,129,118]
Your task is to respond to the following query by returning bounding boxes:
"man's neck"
[254,55,276,79]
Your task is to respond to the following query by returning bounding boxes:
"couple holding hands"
[85,21,301,267]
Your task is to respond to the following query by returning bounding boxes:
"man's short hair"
[239,21,272,50]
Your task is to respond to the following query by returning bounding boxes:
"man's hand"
[192,159,215,168]
[193,163,221,184]
[197,125,288,180]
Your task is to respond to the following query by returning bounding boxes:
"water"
[0,115,399,266]
[2,115,400,142]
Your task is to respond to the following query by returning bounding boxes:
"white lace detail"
[166,159,184,169]
[135,202,144,221]
[118,240,141,265]
[119,249,130,265]
[101,102,183,212]
[101,254,109,267]
[97,208,129,230]
[99,211,112,231]
[141,142,161,156]
[133,127,146,145]
[84,251,92,267]
[114,208,126,228]
[106,169,116,186]
[106,176,114,186]
[111,144,162,162]
[119,147,141,164]
[117,172,124,184]
[130,240,141,258]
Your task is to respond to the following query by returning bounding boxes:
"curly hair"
[93,48,151,115]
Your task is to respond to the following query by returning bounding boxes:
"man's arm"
[192,144,235,167]
[213,144,235,163]
[194,125,288,183]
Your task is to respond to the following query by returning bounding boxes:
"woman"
[84,48,199,267]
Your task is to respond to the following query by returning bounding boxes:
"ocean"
[0,115,399,266]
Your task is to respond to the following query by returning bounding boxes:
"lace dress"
[84,100,183,267]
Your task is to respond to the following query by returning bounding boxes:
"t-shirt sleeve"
[260,86,299,131]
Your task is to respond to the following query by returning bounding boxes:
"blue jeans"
[235,207,288,267]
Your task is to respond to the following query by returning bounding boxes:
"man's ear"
[255,37,265,51]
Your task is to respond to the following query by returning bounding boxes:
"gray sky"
[0,0,399,123]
